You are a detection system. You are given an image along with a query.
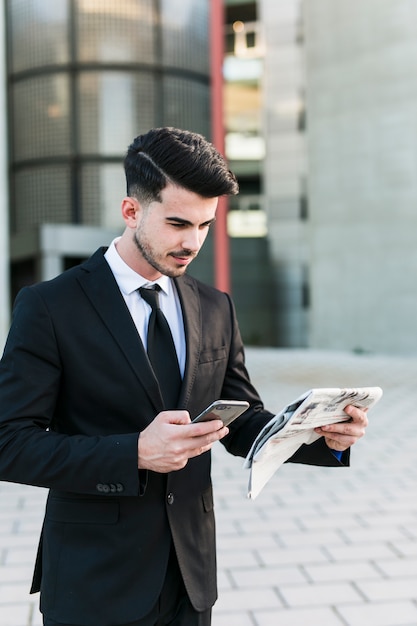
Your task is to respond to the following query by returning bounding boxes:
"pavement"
[1,347,417,626]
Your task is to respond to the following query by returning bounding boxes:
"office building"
[2,0,417,354]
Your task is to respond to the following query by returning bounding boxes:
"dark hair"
[124,127,239,204]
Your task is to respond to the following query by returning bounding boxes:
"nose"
[182,228,204,253]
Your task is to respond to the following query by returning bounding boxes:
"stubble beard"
[133,231,194,278]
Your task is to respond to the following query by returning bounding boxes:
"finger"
[188,442,217,458]
[196,425,229,445]
[188,419,225,435]
[187,426,229,457]
[318,417,367,437]
[159,410,191,425]
[344,405,369,425]
[323,424,366,449]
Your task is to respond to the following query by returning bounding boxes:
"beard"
[133,230,196,278]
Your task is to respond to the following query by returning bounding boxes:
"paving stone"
[357,578,417,602]
[230,565,307,587]
[252,606,345,626]
[304,561,381,582]
[31,607,43,626]
[0,566,34,584]
[375,557,417,578]
[4,547,39,566]
[216,532,280,551]
[277,529,344,548]
[279,581,363,607]
[325,543,399,561]
[0,584,32,604]
[212,610,255,626]
[216,548,261,569]
[336,600,417,626]
[256,546,330,567]
[0,603,32,626]
[213,588,283,612]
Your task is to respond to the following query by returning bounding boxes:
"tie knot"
[139,286,161,310]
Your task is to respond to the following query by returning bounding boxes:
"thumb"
[159,410,191,425]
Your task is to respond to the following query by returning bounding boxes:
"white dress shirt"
[104,238,186,376]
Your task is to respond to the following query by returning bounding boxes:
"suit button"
[102,484,110,493]
[167,493,174,505]
[116,483,124,493]
[96,483,104,492]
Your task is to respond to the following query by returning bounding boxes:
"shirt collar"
[104,238,172,297]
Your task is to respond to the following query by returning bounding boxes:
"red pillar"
[210,0,230,294]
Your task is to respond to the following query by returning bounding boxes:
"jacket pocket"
[198,347,227,364]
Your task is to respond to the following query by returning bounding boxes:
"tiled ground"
[1,348,416,626]
[212,349,417,626]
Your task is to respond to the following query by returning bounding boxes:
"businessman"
[0,127,368,626]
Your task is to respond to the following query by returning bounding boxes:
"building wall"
[259,0,308,347]
[305,0,417,354]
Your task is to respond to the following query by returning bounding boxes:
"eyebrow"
[165,216,216,227]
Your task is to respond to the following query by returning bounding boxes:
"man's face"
[132,183,218,279]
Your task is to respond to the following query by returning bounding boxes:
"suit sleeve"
[0,287,141,496]
[218,293,350,468]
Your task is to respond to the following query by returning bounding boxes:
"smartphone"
[192,400,250,427]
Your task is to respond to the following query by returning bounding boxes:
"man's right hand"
[137,410,229,473]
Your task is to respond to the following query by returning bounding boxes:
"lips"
[170,251,195,264]
[172,255,192,265]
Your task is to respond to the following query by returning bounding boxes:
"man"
[0,128,368,626]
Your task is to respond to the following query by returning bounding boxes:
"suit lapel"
[77,249,164,411]
[77,250,204,412]
[174,275,202,408]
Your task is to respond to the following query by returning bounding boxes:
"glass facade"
[12,74,72,161]
[160,0,208,73]
[75,0,155,64]
[7,0,210,239]
[13,166,72,232]
[77,71,157,156]
[5,0,277,345]
[8,0,70,73]
[224,1,265,237]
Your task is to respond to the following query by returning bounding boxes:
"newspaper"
[244,386,383,499]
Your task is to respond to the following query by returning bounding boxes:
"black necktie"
[139,286,182,409]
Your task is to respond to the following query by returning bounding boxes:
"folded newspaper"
[244,386,383,499]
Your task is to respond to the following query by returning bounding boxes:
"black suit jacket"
[0,248,346,625]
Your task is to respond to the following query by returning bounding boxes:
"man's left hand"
[314,404,369,452]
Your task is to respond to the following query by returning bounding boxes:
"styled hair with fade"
[124,127,239,204]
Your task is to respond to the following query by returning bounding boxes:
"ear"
[121,196,141,227]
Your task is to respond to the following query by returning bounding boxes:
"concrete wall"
[260,0,308,347]
[305,0,417,354]
[190,235,277,346]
